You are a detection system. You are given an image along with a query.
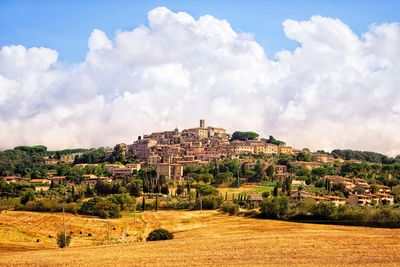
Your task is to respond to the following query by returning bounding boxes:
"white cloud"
[0,7,400,155]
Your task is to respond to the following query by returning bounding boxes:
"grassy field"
[1,210,400,266]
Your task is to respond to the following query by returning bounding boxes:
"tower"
[200,119,205,128]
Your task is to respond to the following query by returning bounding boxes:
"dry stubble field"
[0,210,400,266]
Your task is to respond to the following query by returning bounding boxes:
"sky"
[1,1,400,155]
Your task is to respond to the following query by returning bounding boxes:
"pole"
[63,206,66,248]
[107,221,110,245]
[63,191,66,249]
[133,205,136,224]
[237,170,240,188]
[200,193,202,213]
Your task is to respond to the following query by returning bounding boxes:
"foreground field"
[1,210,400,266]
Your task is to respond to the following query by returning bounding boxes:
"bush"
[20,189,36,205]
[108,194,135,211]
[260,196,290,219]
[311,202,336,220]
[214,172,233,184]
[197,184,219,196]
[220,201,240,215]
[196,195,223,210]
[163,200,194,210]
[57,231,71,248]
[80,197,120,219]
[146,228,174,241]
[262,191,270,198]
[19,198,80,214]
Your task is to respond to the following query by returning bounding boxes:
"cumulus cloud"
[0,7,400,155]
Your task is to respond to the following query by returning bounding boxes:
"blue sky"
[1,0,399,63]
[1,1,400,153]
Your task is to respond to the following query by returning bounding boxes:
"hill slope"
[0,210,400,266]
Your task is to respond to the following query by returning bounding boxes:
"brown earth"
[0,210,400,266]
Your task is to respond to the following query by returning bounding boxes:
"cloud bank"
[1,7,400,155]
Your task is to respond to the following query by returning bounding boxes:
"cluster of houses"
[289,175,394,206]
[116,120,294,180]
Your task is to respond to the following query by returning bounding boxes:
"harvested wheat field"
[1,210,400,266]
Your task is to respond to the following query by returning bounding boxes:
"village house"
[312,154,335,164]
[353,184,371,194]
[2,176,24,184]
[112,168,134,176]
[129,138,157,162]
[30,179,51,192]
[292,161,324,170]
[43,157,59,165]
[373,193,395,205]
[278,146,294,155]
[230,140,254,155]
[60,153,81,164]
[30,178,51,185]
[248,194,263,205]
[274,165,289,180]
[324,175,355,191]
[49,176,67,184]
[85,176,112,186]
[73,163,99,168]
[156,163,183,181]
[253,143,278,154]
[103,164,124,172]
[375,184,391,194]
[348,194,374,206]
[290,190,312,201]
[125,163,141,171]
[323,195,347,206]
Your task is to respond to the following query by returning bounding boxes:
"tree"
[146,228,174,241]
[79,197,121,219]
[214,172,233,184]
[231,131,259,141]
[260,196,290,219]
[57,231,71,248]
[126,179,142,197]
[197,184,219,196]
[273,185,279,197]
[266,136,286,146]
[266,165,275,178]
[20,189,36,205]
[253,160,266,182]
[296,152,312,162]
[283,177,292,196]
[262,191,270,198]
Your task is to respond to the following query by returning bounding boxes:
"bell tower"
[200,119,205,128]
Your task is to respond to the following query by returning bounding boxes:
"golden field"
[1,210,400,266]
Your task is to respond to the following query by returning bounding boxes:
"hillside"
[0,210,400,266]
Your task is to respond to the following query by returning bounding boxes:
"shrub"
[108,194,135,211]
[20,189,36,205]
[311,202,336,220]
[262,191,270,198]
[220,201,239,215]
[197,184,219,196]
[161,185,169,195]
[80,197,120,219]
[214,172,233,184]
[260,196,290,219]
[163,200,194,210]
[146,228,174,241]
[196,195,223,210]
[57,231,71,248]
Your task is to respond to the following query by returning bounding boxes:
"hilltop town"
[1,119,399,213]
